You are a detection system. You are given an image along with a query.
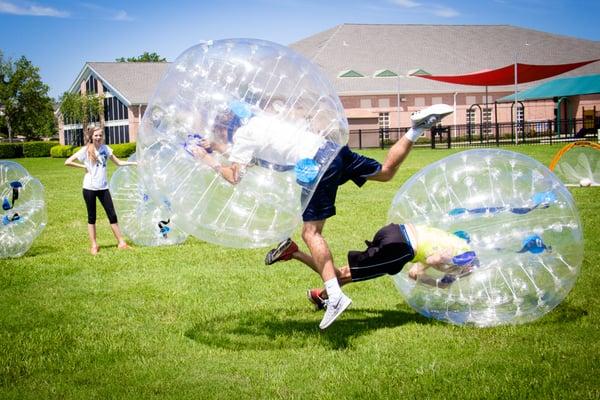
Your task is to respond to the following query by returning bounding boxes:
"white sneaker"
[319,293,352,330]
[410,104,453,129]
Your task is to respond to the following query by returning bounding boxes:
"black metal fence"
[349,118,600,149]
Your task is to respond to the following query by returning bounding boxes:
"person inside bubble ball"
[267,223,479,311]
[191,101,454,329]
[65,125,136,255]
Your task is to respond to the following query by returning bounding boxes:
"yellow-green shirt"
[411,225,472,263]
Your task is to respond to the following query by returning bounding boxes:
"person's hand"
[190,145,208,158]
[200,138,212,150]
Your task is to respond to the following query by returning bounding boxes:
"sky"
[1,0,599,99]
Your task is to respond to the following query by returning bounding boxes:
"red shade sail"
[414,59,600,86]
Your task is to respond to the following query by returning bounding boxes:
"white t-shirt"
[228,114,325,166]
[75,144,113,190]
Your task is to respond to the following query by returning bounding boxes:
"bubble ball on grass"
[137,38,348,248]
[0,161,47,258]
[109,154,187,247]
[389,149,583,327]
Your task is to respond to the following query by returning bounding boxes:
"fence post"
[447,127,451,149]
[379,127,384,149]
[358,129,362,149]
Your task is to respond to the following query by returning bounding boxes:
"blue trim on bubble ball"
[295,158,320,186]
[452,251,478,266]
[448,191,557,217]
[453,230,471,243]
[517,234,551,254]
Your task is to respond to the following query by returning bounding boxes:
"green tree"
[0,51,56,141]
[115,51,166,62]
[59,91,104,131]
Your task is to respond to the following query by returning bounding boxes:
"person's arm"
[110,154,136,167]
[201,138,229,154]
[65,151,87,170]
[408,262,451,288]
[218,163,242,185]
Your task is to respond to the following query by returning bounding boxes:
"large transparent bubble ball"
[389,149,583,327]
[0,161,47,258]
[109,154,187,247]
[137,38,348,248]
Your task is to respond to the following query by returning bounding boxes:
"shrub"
[111,142,136,158]
[23,141,59,157]
[0,143,24,159]
[50,144,79,158]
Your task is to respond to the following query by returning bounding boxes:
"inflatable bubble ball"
[109,154,187,247]
[549,141,599,187]
[389,149,583,327]
[137,38,348,248]
[0,161,47,258]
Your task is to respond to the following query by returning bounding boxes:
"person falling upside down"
[265,222,478,311]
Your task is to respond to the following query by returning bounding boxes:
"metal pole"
[396,74,401,131]
[514,52,518,145]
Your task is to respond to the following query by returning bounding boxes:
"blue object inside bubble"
[518,234,550,254]
[295,158,320,186]
[229,100,253,119]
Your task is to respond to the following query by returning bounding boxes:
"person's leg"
[368,104,454,182]
[87,224,99,254]
[302,220,352,329]
[82,189,99,254]
[312,265,353,300]
[301,220,336,282]
[97,189,128,248]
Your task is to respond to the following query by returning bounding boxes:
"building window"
[483,107,492,135]
[432,97,443,105]
[360,98,372,108]
[466,96,477,107]
[414,97,425,107]
[104,95,129,121]
[86,76,98,94]
[466,109,476,126]
[64,128,84,146]
[338,70,364,78]
[379,112,390,140]
[104,125,130,145]
[378,98,390,108]
[374,69,398,77]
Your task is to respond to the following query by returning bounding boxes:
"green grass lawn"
[1,144,599,399]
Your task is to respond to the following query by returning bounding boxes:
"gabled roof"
[498,74,600,102]
[290,24,600,95]
[68,62,170,106]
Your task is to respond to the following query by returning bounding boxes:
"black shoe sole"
[264,238,292,265]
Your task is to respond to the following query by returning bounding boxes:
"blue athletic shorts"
[302,145,381,221]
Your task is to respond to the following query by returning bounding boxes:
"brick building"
[59,24,600,146]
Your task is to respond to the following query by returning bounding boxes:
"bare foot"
[90,245,99,255]
[117,242,131,250]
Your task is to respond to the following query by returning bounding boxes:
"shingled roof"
[69,62,170,105]
[289,24,600,95]
[67,24,600,104]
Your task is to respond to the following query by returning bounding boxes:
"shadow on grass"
[185,307,428,350]
[535,301,589,325]
[19,244,61,258]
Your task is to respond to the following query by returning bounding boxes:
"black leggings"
[82,189,118,225]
